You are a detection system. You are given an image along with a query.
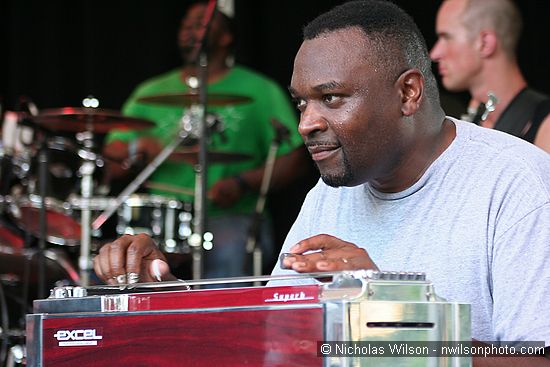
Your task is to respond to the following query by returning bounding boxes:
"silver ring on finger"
[341,258,349,264]
[127,272,140,284]
[114,274,127,284]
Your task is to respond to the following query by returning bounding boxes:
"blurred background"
[2,0,550,277]
[0,1,549,364]
[1,0,550,286]
[2,0,550,111]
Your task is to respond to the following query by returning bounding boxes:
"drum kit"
[0,92,254,364]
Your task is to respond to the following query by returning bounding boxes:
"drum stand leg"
[6,345,25,367]
[78,160,95,286]
[77,130,98,287]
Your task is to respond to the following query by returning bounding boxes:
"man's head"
[430,0,522,92]
[290,0,440,188]
[178,1,234,65]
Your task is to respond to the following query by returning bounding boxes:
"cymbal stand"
[245,120,289,285]
[76,129,98,286]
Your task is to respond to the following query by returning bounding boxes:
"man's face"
[430,0,482,92]
[178,3,225,64]
[290,27,404,187]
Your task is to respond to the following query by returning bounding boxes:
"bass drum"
[8,195,81,246]
[117,194,193,254]
[0,217,24,250]
[0,243,79,364]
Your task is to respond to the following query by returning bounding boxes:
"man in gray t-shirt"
[92,1,549,361]
[272,117,550,345]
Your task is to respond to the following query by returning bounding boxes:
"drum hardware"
[0,245,79,367]
[115,194,193,255]
[9,195,80,246]
[0,221,24,250]
[25,104,155,286]
[22,110,52,300]
[92,106,211,283]
[30,107,154,133]
[144,181,196,197]
[244,119,291,283]
[78,118,107,286]
[6,344,25,367]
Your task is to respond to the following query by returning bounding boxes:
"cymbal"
[169,146,251,165]
[31,107,154,133]
[137,92,252,107]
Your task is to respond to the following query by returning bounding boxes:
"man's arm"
[208,146,309,207]
[102,137,162,179]
[473,350,550,366]
[533,114,550,153]
[239,146,309,190]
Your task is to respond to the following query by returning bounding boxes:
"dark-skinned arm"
[209,146,309,207]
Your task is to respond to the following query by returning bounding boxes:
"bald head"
[456,0,522,60]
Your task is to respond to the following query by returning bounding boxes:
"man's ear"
[397,69,424,117]
[219,32,233,48]
[478,30,498,58]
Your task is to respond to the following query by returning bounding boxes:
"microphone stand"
[189,0,217,282]
[245,119,289,285]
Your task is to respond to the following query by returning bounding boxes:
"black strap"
[494,88,549,142]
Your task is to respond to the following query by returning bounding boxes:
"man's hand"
[208,176,244,208]
[281,234,378,272]
[93,233,176,285]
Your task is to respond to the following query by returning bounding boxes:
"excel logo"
[53,329,103,346]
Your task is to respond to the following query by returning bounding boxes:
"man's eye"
[323,95,339,104]
[294,98,306,110]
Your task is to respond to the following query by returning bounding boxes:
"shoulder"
[453,118,550,201]
[131,68,182,96]
[533,107,550,153]
[229,65,283,90]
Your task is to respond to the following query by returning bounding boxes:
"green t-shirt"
[108,65,302,217]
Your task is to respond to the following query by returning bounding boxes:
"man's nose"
[429,40,443,61]
[298,104,328,138]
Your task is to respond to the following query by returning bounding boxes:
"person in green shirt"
[103,1,307,279]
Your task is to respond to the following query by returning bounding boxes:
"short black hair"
[304,0,439,100]
[191,0,235,36]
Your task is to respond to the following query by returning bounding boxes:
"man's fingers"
[284,234,379,273]
[289,255,353,273]
[109,238,129,278]
[282,251,326,269]
[124,237,145,275]
[93,234,164,284]
[289,234,348,254]
[94,239,129,285]
[149,259,173,281]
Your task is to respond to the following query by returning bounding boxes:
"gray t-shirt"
[270,118,550,345]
